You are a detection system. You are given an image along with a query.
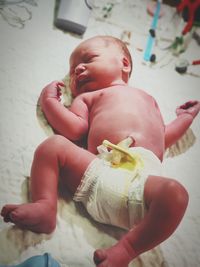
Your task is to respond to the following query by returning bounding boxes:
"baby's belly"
[88,129,133,153]
[88,129,165,161]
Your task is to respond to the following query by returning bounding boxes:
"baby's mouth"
[76,72,88,82]
[76,75,91,89]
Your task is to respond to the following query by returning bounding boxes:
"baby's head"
[69,35,132,97]
[98,35,133,76]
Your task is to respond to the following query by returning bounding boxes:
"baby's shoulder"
[132,87,157,103]
[74,90,100,107]
[130,87,151,97]
[131,87,147,94]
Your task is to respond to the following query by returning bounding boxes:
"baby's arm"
[165,100,200,149]
[39,81,89,140]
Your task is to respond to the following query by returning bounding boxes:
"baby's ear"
[122,57,131,80]
[122,57,131,75]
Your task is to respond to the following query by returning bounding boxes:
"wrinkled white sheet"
[0,1,200,266]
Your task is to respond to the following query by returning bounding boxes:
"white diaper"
[73,146,162,230]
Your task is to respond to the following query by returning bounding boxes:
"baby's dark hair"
[98,35,133,77]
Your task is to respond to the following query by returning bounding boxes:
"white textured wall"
[0,1,200,266]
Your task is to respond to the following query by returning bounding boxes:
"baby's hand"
[176,100,200,119]
[39,81,64,107]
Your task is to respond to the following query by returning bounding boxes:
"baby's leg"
[1,135,96,233]
[94,175,189,267]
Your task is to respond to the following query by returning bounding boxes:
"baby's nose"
[75,64,85,75]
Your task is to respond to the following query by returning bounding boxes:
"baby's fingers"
[179,100,198,110]
[177,101,200,118]
[56,81,65,88]
[57,88,62,101]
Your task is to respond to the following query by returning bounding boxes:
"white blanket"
[0,1,200,266]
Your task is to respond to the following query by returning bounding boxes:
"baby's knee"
[162,179,189,213]
[168,179,188,203]
[45,135,70,147]
[34,135,70,158]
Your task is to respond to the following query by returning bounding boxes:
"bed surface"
[0,1,200,266]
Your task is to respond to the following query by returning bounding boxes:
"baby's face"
[69,38,125,96]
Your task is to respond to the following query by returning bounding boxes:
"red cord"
[192,60,200,65]
[176,0,200,35]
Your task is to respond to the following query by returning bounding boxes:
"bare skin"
[1,36,199,266]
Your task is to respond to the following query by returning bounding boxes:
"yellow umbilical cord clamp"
[102,140,144,171]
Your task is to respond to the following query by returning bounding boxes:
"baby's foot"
[93,242,133,267]
[1,202,56,234]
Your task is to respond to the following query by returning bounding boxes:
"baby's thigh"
[45,135,96,193]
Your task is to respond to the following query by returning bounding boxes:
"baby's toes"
[1,204,18,222]
[93,249,107,265]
